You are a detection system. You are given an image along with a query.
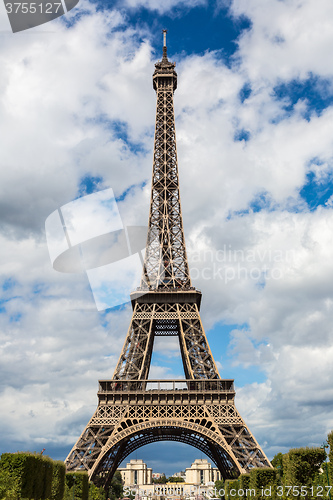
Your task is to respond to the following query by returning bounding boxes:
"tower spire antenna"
[162,28,168,61]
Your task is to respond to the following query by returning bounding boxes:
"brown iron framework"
[65,31,272,488]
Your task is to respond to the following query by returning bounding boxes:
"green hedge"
[224,479,240,499]
[0,452,67,500]
[49,461,66,500]
[0,452,33,498]
[44,458,54,499]
[0,453,93,500]
[249,468,276,499]
[239,473,250,491]
[64,472,89,500]
[0,452,53,500]
[249,467,276,489]
[0,467,20,500]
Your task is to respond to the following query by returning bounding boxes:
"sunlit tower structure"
[65,31,272,488]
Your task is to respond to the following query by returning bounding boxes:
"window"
[200,470,204,484]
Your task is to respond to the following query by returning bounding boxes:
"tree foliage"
[283,447,326,486]
[327,431,333,485]
[166,477,185,483]
[108,471,123,500]
[89,483,106,500]
[214,479,225,498]
[152,475,167,484]
[271,452,284,478]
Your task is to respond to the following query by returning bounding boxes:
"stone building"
[185,459,221,485]
[119,457,221,499]
[118,459,152,486]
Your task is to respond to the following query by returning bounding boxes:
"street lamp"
[321,442,331,500]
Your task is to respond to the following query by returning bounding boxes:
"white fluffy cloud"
[0,5,155,236]
[230,0,333,82]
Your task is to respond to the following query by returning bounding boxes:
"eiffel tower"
[65,31,272,488]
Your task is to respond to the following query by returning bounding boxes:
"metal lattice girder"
[141,47,190,290]
[65,380,272,486]
[112,300,220,381]
[65,34,272,487]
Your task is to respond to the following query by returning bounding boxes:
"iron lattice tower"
[65,32,272,488]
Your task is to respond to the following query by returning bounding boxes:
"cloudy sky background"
[1,0,333,476]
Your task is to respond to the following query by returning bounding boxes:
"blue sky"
[1,0,333,479]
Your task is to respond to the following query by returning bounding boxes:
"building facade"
[185,459,221,485]
[120,458,222,500]
[118,459,152,486]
